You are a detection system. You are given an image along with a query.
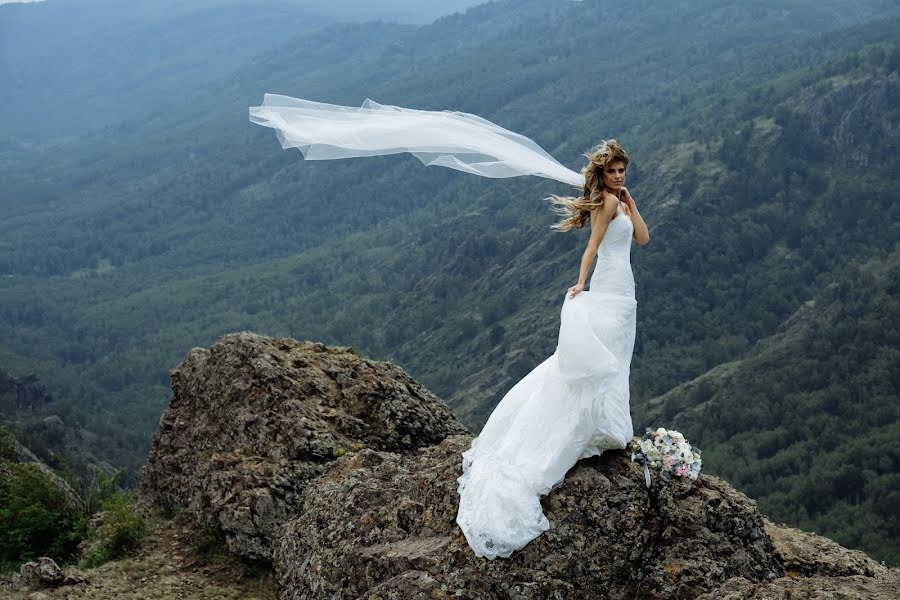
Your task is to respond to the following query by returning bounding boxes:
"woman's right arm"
[570,200,617,296]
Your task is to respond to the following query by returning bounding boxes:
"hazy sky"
[0,0,487,22]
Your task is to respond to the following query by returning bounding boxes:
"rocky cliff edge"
[138,332,899,599]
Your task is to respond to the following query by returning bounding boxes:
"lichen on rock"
[274,435,787,599]
[138,332,467,561]
[137,333,900,598]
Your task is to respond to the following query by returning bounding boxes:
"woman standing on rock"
[249,96,649,559]
[455,139,649,558]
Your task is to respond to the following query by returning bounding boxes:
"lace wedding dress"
[456,206,637,559]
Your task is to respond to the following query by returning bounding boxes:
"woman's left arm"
[621,188,650,246]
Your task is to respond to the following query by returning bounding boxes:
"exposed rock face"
[1,435,85,514]
[275,435,785,599]
[803,73,900,168]
[9,556,87,590]
[140,333,900,598]
[695,518,900,599]
[138,332,467,561]
[764,518,892,579]
[14,558,63,589]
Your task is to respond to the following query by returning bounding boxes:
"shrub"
[0,463,83,566]
[0,426,15,461]
[78,470,153,568]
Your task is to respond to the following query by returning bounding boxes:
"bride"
[456,140,650,559]
[247,96,650,559]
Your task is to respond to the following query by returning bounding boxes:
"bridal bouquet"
[630,427,702,488]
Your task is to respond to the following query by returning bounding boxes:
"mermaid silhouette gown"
[456,207,637,559]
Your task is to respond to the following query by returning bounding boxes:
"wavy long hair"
[545,139,630,232]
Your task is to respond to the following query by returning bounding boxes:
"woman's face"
[602,160,627,192]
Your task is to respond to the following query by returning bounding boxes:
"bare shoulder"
[603,191,621,208]
[591,197,619,226]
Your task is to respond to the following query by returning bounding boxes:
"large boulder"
[138,332,467,561]
[274,435,786,599]
[694,518,900,600]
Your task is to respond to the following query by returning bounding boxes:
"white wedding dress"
[456,206,637,559]
[245,94,636,558]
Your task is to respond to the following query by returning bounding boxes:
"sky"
[0,0,488,22]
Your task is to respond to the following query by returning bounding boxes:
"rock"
[764,517,891,579]
[140,332,900,598]
[6,440,85,513]
[41,414,65,431]
[803,73,899,168]
[12,439,42,464]
[274,435,785,599]
[696,573,900,600]
[16,557,63,588]
[138,332,467,561]
[62,571,88,586]
[34,414,67,446]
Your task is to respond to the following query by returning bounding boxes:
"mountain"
[638,248,900,564]
[299,0,487,24]
[0,0,898,564]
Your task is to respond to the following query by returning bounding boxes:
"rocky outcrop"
[139,333,900,598]
[0,428,85,514]
[764,518,892,579]
[138,332,467,561]
[275,435,785,599]
[8,557,88,591]
[801,71,899,168]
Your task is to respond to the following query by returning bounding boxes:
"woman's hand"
[619,187,636,213]
[620,186,650,245]
[568,282,585,298]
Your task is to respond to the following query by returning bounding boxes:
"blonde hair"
[545,139,630,231]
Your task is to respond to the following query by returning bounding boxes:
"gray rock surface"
[13,558,63,589]
[138,331,467,561]
[274,435,785,599]
[139,332,900,598]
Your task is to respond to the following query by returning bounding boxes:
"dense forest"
[1,0,898,565]
[640,249,900,564]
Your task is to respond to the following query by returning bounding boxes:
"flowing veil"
[248,94,584,187]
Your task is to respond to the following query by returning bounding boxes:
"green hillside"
[639,247,900,564]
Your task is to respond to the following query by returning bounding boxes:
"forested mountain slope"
[0,0,897,563]
[639,248,900,564]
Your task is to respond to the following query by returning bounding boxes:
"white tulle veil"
[248,94,584,187]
